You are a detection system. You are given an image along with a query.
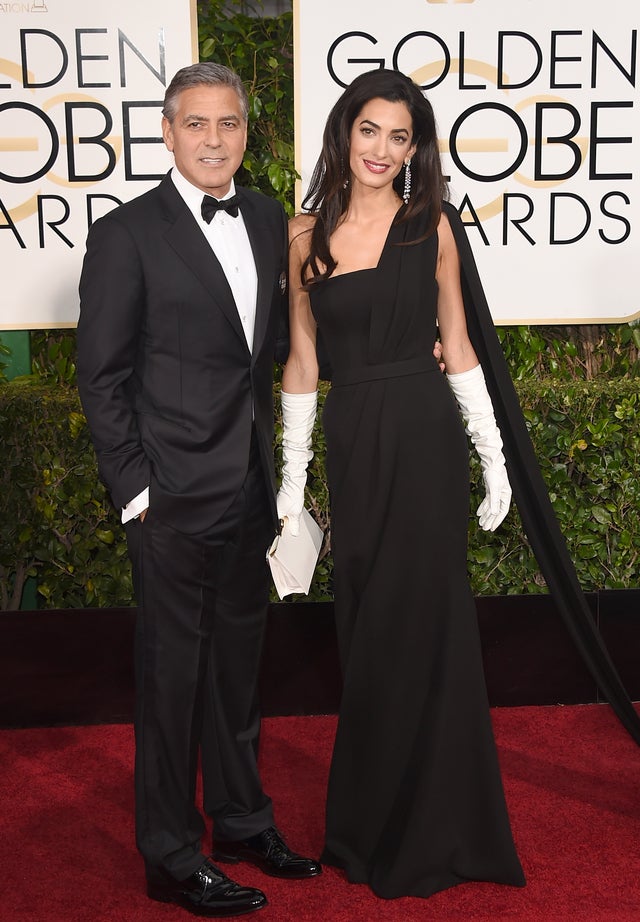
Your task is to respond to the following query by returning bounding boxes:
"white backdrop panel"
[0,0,196,328]
[295,0,639,324]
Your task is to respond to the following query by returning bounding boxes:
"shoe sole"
[214,851,322,879]
[147,885,267,917]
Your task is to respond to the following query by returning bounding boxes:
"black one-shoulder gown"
[309,208,525,899]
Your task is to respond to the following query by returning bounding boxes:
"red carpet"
[1,705,639,921]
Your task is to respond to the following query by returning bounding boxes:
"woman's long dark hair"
[300,68,449,285]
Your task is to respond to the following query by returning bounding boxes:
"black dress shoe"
[214,826,322,879]
[146,858,267,916]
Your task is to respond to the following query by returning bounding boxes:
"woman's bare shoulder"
[437,208,460,257]
[288,213,316,265]
[289,211,316,238]
[437,208,453,237]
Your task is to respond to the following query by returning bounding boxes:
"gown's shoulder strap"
[368,207,438,363]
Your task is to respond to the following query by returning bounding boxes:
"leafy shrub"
[2,378,640,609]
[198,0,298,213]
[0,382,132,611]
[467,379,640,595]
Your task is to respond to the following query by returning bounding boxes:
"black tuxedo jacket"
[77,172,288,535]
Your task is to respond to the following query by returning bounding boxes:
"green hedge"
[0,382,133,610]
[466,379,640,594]
[2,377,639,610]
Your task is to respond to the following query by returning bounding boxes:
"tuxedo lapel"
[238,192,275,363]
[157,176,249,350]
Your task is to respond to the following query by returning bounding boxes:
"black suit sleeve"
[77,214,151,510]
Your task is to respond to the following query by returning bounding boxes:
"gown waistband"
[332,356,440,388]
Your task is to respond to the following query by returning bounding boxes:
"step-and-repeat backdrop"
[0,0,196,328]
[294,0,639,323]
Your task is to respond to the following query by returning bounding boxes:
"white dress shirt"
[121,168,259,524]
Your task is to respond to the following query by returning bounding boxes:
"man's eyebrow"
[180,113,241,122]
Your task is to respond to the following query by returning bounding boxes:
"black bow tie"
[201,193,241,222]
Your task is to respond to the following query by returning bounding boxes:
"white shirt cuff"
[122,487,149,524]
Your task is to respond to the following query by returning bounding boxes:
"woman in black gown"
[277,68,526,899]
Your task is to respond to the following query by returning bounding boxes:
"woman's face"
[348,97,416,194]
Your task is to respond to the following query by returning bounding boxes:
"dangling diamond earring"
[403,159,412,205]
[340,158,350,190]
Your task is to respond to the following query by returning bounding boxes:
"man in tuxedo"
[77,62,320,917]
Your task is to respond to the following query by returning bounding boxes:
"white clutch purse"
[266,508,324,599]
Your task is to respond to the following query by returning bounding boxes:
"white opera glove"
[446,364,512,532]
[277,390,318,537]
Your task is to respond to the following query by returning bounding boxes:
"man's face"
[162,84,248,197]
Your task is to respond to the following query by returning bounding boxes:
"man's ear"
[162,117,174,152]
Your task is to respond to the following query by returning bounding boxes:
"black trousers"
[125,442,275,879]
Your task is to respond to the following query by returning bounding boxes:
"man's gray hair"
[162,62,249,123]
